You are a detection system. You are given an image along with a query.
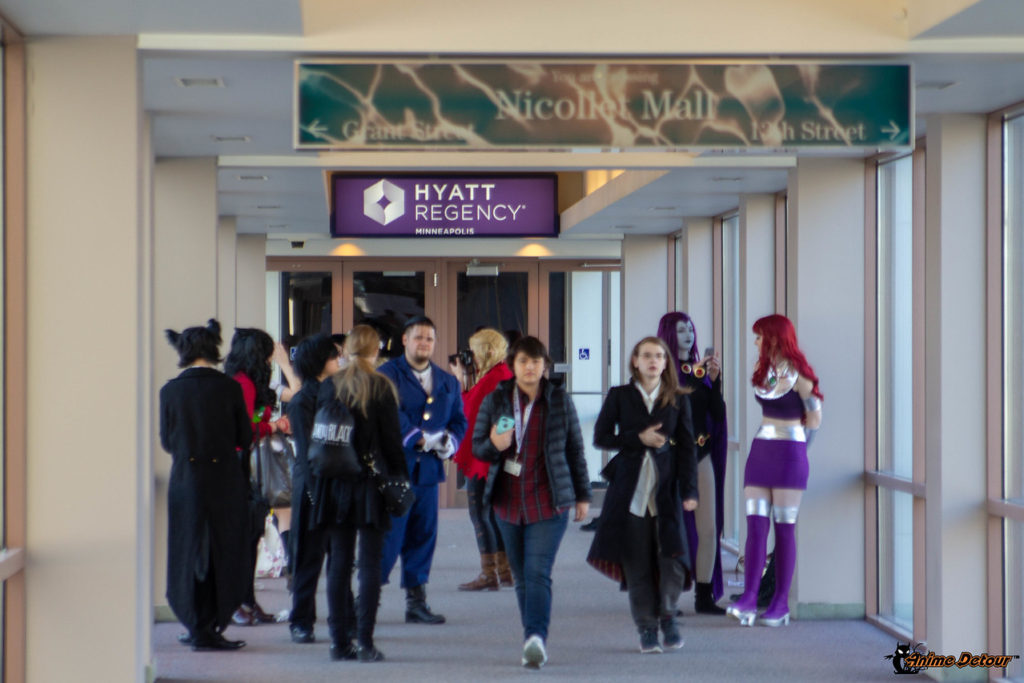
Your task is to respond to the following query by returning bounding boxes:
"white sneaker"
[522,634,548,669]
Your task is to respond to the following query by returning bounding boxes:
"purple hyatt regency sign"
[331,173,558,238]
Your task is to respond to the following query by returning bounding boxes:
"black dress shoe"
[289,625,315,644]
[191,632,246,651]
[177,632,194,646]
[357,645,385,662]
[329,642,358,661]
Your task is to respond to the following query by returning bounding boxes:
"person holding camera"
[451,329,514,591]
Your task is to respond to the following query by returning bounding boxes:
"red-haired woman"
[727,314,822,627]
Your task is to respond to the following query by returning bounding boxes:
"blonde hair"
[332,324,398,416]
[468,328,509,376]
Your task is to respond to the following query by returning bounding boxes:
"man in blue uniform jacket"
[378,316,468,624]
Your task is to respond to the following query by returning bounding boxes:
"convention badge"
[503,458,523,477]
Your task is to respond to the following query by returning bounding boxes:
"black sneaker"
[357,645,385,662]
[660,617,684,650]
[329,642,358,661]
[639,628,662,654]
[290,625,315,644]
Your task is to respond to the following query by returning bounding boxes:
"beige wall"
[217,216,238,331]
[236,234,268,329]
[152,158,219,621]
[681,217,714,343]
[25,36,143,682]
[787,158,867,616]
[621,235,669,372]
[924,114,988,656]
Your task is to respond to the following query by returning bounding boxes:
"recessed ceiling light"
[238,174,268,181]
[916,81,958,91]
[174,77,225,88]
[212,135,251,143]
[257,205,281,210]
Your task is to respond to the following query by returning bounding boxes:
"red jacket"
[233,371,273,443]
[453,363,513,479]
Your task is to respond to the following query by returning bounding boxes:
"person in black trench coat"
[159,319,253,651]
[586,336,698,655]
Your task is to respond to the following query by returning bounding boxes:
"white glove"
[433,432,456,460]
[420,430,445,451]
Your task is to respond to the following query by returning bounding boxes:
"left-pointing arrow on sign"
[304,119,329,138]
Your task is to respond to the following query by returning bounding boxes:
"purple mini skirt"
[743,438,809,490]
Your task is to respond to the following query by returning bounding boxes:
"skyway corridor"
[153,508,897,682]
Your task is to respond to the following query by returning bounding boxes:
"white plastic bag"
[255,513,286,578]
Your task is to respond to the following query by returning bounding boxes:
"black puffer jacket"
[472,378,591,510]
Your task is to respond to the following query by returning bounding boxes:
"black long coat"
[586,383,697,584]
[159,366,253,631]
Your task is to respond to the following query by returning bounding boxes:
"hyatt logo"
[363,179,405,226]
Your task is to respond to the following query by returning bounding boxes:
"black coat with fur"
[159,366,253,631]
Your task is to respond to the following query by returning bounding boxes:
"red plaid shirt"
[494,389,563,524]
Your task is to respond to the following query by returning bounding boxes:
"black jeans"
[620,513,686,631]
[290,515,327,630]
[466,476,505,555]
[325,522,386,647]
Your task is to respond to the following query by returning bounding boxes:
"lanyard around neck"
[513,389,536,456]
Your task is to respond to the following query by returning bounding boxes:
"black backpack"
[307,398,363,479]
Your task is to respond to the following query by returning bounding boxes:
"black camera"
[448,348,475,370]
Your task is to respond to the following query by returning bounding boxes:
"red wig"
[751,314,823,400]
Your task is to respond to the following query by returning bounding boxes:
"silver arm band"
[803,396,822,412]
[805,428,817,448]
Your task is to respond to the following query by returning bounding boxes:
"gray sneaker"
[639,628,663,654]
[522,634,548,668]
[660,617,684,650]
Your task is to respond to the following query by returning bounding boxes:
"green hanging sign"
[296,60,911,151]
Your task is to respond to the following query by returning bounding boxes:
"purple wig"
[657,311,700,366]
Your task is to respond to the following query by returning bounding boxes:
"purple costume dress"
[743,371,809,490]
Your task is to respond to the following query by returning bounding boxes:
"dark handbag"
[360,449,415,517]
[308,398,363,479]
[249,433,295,507]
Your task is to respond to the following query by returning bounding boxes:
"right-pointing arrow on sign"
[881,120,901,141]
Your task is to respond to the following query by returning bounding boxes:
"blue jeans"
[496,511,569,642]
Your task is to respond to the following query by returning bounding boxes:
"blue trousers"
[496,511,569,642]
[380,482,438,589]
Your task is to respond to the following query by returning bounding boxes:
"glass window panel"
[353,271,424,361]
[877,487,914,632]
[877,156,914,478]
[722,216,741,443]
[455,272,527,349]
[1006,519,1024,681]
[548,272,568,383]
[281,271,332,342]
[1005,114,1024,503]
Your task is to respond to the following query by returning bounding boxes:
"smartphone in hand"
[704,346,715,359]
[496,416,515,434]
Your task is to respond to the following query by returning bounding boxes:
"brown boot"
[494,551,514,588]
[458,553,499,591]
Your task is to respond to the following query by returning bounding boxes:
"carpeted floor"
[153,508,898,682]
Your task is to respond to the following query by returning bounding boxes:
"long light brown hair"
[469,328,509,378]
[332,324,399,417]
[629,336,690,408]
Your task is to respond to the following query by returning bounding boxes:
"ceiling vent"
[212,135,250,143]
[174,77,225,88]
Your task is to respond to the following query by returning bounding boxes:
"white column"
[682,217,714,339]
[621,235,670,374]
[217,216,237,331]
[924,114,988,658]
[739,194,776,487]
[25,36,145,683]
[152,158,219,621]
[787,158,866,617]
[236,234,268,329]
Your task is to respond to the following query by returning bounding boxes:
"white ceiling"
[5,0,1024,240]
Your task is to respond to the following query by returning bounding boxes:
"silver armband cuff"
[803,396,822,412]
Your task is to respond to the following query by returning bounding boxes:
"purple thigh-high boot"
[726,499,770,625]
[760,508,798,626]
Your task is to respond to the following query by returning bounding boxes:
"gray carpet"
[153,508,897,682]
